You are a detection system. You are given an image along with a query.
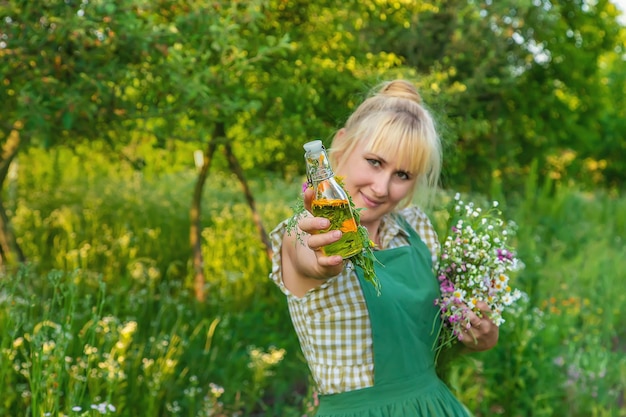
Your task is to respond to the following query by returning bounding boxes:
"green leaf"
[62,111,74,130]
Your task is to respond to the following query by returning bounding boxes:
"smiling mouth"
[361,193,383,209]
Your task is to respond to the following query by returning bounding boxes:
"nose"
[370,173,390,199]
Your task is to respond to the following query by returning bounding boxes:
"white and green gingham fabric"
[269,206,440,394]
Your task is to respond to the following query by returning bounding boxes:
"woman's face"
[335,140,417,228]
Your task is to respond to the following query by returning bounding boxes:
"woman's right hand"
[281,186,345,296]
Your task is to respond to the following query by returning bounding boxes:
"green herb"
[286,198,306,244]
[350,203,382,295]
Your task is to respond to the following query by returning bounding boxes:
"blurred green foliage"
[0,146,624,416]
[1,0,625,189]
[1,0,626,415]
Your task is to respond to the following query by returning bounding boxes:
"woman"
[269,79,498,416]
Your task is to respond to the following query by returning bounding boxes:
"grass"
[0,145,624,416]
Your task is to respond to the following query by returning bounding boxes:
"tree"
[0,0,167,265]
[0,0,411,298]
[148,0,418,300]
[0,130,23,264]
[360,0,625,192]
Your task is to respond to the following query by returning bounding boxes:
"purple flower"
[496,248,514,261]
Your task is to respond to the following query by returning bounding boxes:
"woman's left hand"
[459,301,499,352]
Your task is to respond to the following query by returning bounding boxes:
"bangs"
[361,111,438,179]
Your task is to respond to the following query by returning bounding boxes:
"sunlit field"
[1,146,624,416]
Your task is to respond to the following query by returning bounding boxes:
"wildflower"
[84,344,98,355]
[120,320,137,337]
[340,218,358,232]
[13,337,24,348]
[142,358,154,369]
[90,402,116,414]
[435,193,525,353]
[209,382,225,398]
[43,340,56,355]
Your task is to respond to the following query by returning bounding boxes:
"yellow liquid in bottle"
[311,199,363,258]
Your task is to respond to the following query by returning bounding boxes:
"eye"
[395,171,411,180]
[366,158,381,167]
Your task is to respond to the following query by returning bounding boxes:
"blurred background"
[1,1,625,416]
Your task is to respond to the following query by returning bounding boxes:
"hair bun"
[379,80,422,104]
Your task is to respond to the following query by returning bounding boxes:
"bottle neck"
[308,167,333,182]
[305,150,334,184]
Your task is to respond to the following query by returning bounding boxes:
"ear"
[330,128,348,171]
[331,128,347,156]
[333,128,346,143]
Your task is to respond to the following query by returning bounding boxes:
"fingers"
[459,304,499,351]
[460,322,484,349]
[299,187,338,251]
[298,215,344,267]
[299,215,343,253]
[307,229,343,262]
[475,300,491,316]
[314,253,344,268]
[463,317,483,341]
[303,187,315,212]
[459,304,485,335]
[462,303,483,326]
[308,234,344,271]
[308,230,342,250]
[299,216,331,235]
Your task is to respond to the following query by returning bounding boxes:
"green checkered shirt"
[269,206,440,394]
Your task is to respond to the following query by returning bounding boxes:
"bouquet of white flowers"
[434,193,524,355]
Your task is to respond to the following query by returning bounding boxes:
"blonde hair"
[329,80,441,207]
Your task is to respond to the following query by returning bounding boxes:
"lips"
[360,192,383,209]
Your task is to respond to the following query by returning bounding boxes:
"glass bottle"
[303,140,363,258]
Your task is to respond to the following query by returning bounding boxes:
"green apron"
[316,217,471,416]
